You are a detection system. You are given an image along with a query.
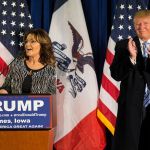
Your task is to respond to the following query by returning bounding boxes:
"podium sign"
[0,95,51,129]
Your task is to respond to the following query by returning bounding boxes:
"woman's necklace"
[25,60,45,76]
[27,69,32,76]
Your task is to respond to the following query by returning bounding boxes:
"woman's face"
[24,34,41,58]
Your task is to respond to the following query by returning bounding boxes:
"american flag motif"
[97,0,149,135]
[0,0,33,86]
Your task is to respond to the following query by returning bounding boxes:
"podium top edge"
[0,94,56,96]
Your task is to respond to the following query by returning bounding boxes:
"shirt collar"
[139,38,150,44]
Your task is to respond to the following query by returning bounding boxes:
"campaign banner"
[0,95,51,129]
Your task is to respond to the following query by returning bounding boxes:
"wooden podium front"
[0,95,54,150]
[0,130,53,150]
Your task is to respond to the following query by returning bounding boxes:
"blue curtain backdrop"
[27,0,118,149]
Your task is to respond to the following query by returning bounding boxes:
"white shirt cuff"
[129,57,136,65]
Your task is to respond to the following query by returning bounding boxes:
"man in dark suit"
[110,10,150,150]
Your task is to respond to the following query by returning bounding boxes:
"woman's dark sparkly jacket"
[1,57,56,94]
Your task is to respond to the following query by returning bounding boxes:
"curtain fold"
[29,0,53,31]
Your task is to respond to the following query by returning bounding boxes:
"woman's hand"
[0,89,8,94]
[128,38,137,60]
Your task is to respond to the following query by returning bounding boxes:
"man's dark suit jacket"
[110,36,150,150]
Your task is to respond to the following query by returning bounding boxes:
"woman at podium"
[0,28,56,94]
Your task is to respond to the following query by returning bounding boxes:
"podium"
[0,95,54,150]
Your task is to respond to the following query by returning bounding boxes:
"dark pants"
[138,105,150,150]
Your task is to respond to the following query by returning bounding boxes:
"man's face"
[134,16,150,41]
